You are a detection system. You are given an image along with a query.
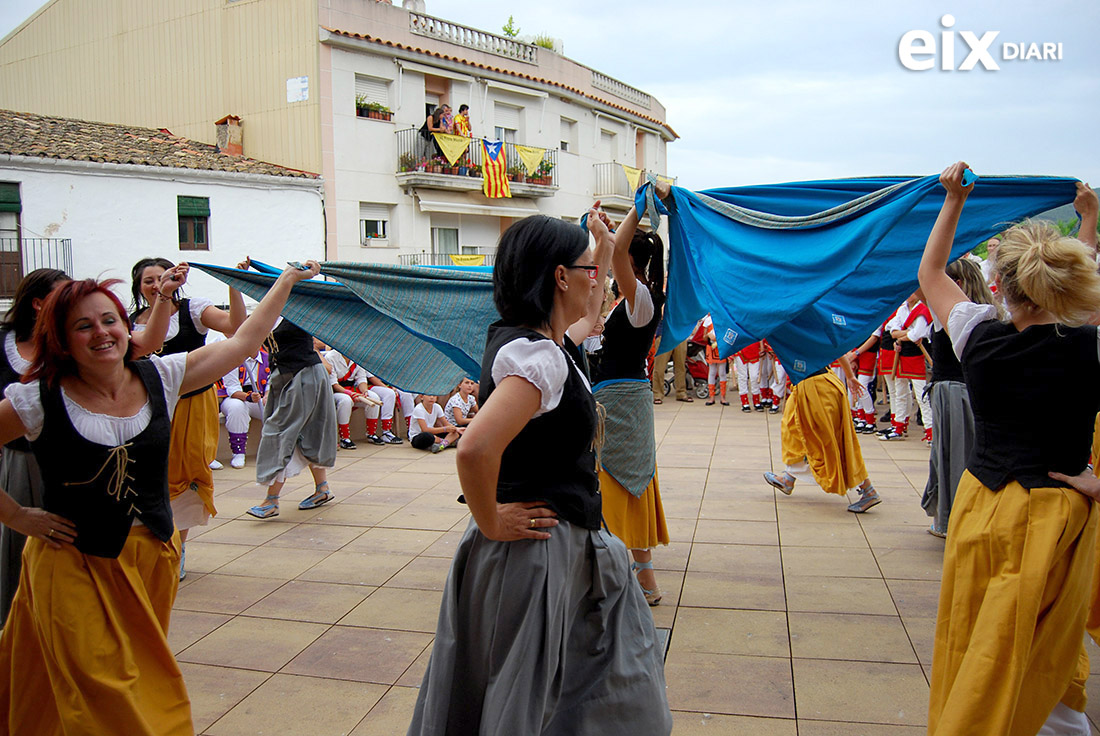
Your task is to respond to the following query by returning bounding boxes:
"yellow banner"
[515,145,546,177]
[433,133,472,166]
[449,254,485,266]
[621,164,642,192]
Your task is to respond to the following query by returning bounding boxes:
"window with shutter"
[355,75,390,106]
[177,196,210,250]
[359,203,390,244]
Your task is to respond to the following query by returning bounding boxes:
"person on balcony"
[453,104,471,137]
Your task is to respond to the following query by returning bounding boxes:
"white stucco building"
[0,1,676,267]
[0,110,324,304]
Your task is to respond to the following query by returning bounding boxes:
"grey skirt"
[255,364,337,486]
[921,380,974,534]
[0,446,44,625]
[408,518,672,736]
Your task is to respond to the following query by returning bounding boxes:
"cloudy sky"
[3,0,1098,190]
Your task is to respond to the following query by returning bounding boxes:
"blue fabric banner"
[656,175,1078,382]
[190,262,492,395]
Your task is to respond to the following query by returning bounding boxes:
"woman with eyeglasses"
[407,210,672,735]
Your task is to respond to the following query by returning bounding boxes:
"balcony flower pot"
[458,166,468,176]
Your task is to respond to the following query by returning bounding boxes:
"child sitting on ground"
[409,394,463,453]
[444,378,479,427]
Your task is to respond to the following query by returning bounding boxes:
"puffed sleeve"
[946,302,998,359]
[4,380,45,441]
[491,338,569,417]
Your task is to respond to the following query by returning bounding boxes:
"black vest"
[930,326,964,383]
[881,331,896,352]
[31,360,175,558]
[899,339,925,358]
[0,328,30,451]
[590,288,665,385]
[270,319,321,378]
[962,319,1100,490]
[478,323,601,530]
[135,299,211,399]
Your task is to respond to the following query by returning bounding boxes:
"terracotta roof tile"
[0,109,318,178]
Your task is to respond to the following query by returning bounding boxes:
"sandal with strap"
[299,482,334,510]
[631,560,663,606]
[247,494,280,519]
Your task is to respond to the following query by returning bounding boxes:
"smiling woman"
[0,262,319,735]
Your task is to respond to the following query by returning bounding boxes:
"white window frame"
[560,117,577,153]
[432,226,460,256]
[494,102,521,143]
[355,75,391,114]
[359,203,390,246]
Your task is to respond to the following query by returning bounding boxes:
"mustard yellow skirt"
[168,386,219,521]
[0,526,193,736]
[781,372,867,495]
[600,467,669,550]
[928,471,1096,735]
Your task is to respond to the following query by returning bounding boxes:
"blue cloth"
[190,262,494,395]
[656,175,1079,382]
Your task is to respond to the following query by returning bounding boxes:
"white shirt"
[444,393,476,422]
[621,279,655,328]
[131,296,214,341]
[324,350,368,387]
[409,402,444,440]
[4,330,30,376]
[491,338,590,418]
[5,353,187,444]
[221,352,265,395]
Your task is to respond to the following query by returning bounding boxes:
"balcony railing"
[593,163,676,201]
[398,252,496,267]
[0,238,73,298]
[409,12,538,64]
[395,129,558,189]
[591,71,651,108]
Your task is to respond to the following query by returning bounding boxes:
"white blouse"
[491,338,590,417]
[5,353,187,444]
[132,296,214,341]
[4,330,30,376]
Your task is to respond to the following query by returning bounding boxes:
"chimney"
[215,115,243,156]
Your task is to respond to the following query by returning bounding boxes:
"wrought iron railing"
[409,12,538,64]
[395,129,558,187]
[398,252,496,267]
[593,163,676,199]
[0,238,73,298]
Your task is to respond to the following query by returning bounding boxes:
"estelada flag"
[482,139,511,199]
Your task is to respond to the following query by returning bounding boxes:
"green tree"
[502,15,520,38]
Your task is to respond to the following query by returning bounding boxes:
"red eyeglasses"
[567,265,599,280]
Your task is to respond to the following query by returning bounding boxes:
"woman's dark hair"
[493,216,588,327]
[130,257,180,314]
[2,268,70,342]
[431,107,446,126]
[629,229,666,302]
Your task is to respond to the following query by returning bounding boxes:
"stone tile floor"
[176,400,1100,734]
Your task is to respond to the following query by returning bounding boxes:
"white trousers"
[369,385,415,420]
[707,362,727,385]
[220,397,265,434]
[854,373,875,415]
[734,357,760,397]
[334,392,353,424]
[769,359,788,400]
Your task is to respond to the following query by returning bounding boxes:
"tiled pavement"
[176,400,1100,735]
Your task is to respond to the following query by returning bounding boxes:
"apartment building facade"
[0,0,676,265]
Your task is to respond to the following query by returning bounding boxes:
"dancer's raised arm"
[918,162,974,329]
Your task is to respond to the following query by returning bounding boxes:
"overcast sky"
[3,0,1098,190]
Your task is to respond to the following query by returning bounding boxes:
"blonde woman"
[919,162,1100,735]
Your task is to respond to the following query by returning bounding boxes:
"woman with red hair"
[0,261,319,736]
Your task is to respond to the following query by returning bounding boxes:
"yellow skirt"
[928,471,1096,735]
[600,467,669,550]
[781,372,867,495]
[168,386,218,519]
[0,526,193,736]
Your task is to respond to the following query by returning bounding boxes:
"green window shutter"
[0,183,21,214]
[177,196,210,217]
